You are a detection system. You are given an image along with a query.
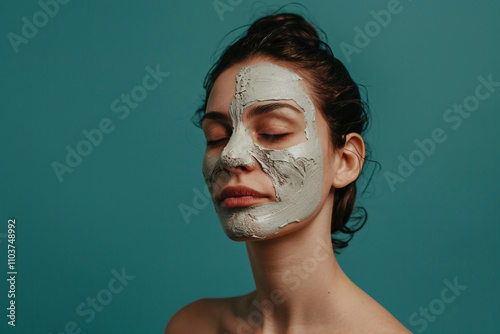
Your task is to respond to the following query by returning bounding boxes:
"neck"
[242,208,352,332]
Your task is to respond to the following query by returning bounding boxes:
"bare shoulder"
[355,298,412,334]
[164,298,221,334]
[356,299,413,334]
[370,317,413,334]
[341,281,412,334]
[164,296,240,334]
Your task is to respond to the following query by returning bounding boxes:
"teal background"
[1,0,499,333]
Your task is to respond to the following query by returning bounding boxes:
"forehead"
[206,61,313,113]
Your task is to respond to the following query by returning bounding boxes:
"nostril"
[220,150,255,171]
[221,165,245,175]
[221,156,254,169]
[221,154,240,167]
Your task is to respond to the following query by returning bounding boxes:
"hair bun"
[247,13,320,45]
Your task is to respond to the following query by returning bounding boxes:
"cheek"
[319,127,337,190]
[202,154,222,194]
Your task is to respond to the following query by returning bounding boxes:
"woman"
[166,12,411,334]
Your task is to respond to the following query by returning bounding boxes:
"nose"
[220,125,255,173]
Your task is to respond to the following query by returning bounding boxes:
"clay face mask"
[202,62,323,239]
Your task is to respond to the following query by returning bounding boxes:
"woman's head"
[196,12,370,251]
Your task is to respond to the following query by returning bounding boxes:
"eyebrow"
[246,102,302,119]
[200,111,231,126]
[202,102,302,126]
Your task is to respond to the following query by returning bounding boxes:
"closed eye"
[259,133,289,142]
[206,138,229,147]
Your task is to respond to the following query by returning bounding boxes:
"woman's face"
[201,59,336,240]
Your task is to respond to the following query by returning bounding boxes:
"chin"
[221,217,303,242]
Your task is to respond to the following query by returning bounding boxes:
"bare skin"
[165,57,412,334]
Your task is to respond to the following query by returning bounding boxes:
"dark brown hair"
[194,12,373,253]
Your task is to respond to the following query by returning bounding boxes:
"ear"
[332,133,365,188]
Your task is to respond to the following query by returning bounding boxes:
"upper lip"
[218,186,266,201]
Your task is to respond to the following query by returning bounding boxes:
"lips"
[218,186,268,208]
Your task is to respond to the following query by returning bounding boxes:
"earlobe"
[332,133,365,188]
